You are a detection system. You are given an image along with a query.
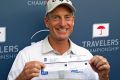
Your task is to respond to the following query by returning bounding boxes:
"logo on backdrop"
[0,27,19,60]
[27,0,47,6]
[0,27,6,42]
[82,23,119,53]
[92,23,109,38]
[31,29,49,44]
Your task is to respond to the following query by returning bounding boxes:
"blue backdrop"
[0,0,120,80]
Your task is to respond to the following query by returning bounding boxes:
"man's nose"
[59,18,66,27]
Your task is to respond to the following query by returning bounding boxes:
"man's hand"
[89,55,110,80]
[16,61,45,80]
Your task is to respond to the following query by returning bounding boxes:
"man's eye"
[53,16,59,19]
[66,16,71,19]
[65,16,72,20]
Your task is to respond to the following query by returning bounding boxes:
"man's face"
[45,5,75,41]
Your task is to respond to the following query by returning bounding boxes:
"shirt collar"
[42,36,54,54]
[69,39,77,55]
[42,36,76,55]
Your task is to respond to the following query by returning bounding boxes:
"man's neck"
[48,36,70,55]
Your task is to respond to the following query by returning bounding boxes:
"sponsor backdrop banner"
[0,0,120,80]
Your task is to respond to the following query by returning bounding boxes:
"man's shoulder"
[19,40,43,54]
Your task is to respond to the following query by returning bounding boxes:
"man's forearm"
[16,73,25,80]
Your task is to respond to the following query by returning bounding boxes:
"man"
[7,0,110,80]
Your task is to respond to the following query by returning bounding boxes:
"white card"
[37,55,90,79]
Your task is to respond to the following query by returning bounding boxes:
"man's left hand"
[89,55,110,80]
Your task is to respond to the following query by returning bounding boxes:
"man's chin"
[56,36,69,41]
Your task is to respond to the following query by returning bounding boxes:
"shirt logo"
[52,0,69,2]
[44,58,47,62]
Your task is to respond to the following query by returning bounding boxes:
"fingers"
[90,55,110,80]
[25,67,39,77]
[98,64,110,71]
[27,72,39,79]
[21,61,45,80]
[25,61,45,70]
[89,55,110,72]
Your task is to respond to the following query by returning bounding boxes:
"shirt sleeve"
[7,49,28,80]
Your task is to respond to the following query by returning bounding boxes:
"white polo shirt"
[7,36,99,80]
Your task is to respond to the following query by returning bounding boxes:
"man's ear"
[73,16,75,25]
[44,17,49,28]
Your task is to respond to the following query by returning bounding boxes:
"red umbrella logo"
[97,26,105,35]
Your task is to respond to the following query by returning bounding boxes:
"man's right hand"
[16,61,45,80]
